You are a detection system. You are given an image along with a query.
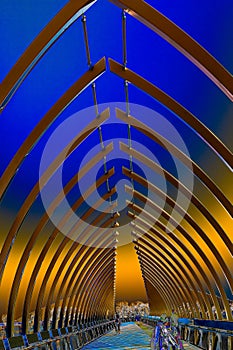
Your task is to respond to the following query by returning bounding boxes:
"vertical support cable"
[82,14,111,200]
[91,83,111,194]
[82,15,92,68]
[122,10,127,68]
[124,80,135,189]
[122,12,135,211]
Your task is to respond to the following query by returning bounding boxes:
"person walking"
[115,313,121,334]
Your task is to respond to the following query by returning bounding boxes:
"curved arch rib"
[128,201,232,320]
[0,57,106,202]
[109,1,233,101]
[9,164,114,335]
[116,109,232,216]
[0,0,97,109]
[0,107,110,284]
[109,59,233,169]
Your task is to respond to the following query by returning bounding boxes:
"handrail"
[2,320,115,350]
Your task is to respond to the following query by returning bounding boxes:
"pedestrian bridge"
[0,0,232,349]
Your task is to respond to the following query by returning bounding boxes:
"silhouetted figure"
[115,313,121,334]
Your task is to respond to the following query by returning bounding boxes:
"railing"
[142,316,233,350]
[0,320,115,350]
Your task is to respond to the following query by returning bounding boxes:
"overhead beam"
[109,0,233,101]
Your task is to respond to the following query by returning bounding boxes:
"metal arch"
[135,247,185,314]
[65,249,116,326]
[109,59,233,168]
[141,263,194,317]
[75,262,113,322]
[117,110,232,216]
[142,276,171,316]
[8,160,114,334]
[81,260,115,321]
[138,250,191,315]
[4,119,111,335]
[109,1,233,101]
[2,113,111,285]
[125,174,233,304]
[22,201,115,333]
[88,268,115,319]
[0,106,110,286]
[43,225,115,328]
[136,223,214,318]
[139,241,209,318]
[90,275,115,320]
[121,144,233,266]
[94,282,115,321]
[141,270,172,315]
[22,216,110,333]
[90,274,116,319]
[60,234,116,327]
[82,256,116,319]
[93,282,115,321]
[142,274,173,314]
[44,236,114,329]
[125,174,214,316]
[0,57,106,203]
[139,253,197,318]
[61,225,116,326]
[135,237,200,317]
[62,243,110,326]
[129,203,231,320]
[140,261,186,316]
[136,233,208,318]
[0,0,97,109]
[122,149,232,258]
[122,149,232,318]
[33,188,116,333]
[56,245,115,328]
[72,250,115,318]
[137,260,176,314]
[39,179,114,329]
[123,166,232,262]
[61,252,114,326]
[87,274,114,320]
[142,271,174,315]
[126,184,233,293]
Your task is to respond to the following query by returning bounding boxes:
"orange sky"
[115,242,147,302]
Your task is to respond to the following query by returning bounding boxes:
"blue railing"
[0,320,115,350]
[142,315,233,349]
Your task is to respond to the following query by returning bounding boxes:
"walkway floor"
[81,322,199,349]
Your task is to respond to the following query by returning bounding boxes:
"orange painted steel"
[0,107,110,285]
[126,184,232,294]
[66,250,116,325]
[21,193,115,334]
[32,188,116,333]
[8,161,114,334]
[121,149,233,298]
[81,260,115,322]
[137,240,203,317]
[137,233,208,318]
[124,168,215,316]
[128,199,231,320]
[53,237,116,328]
[58,250,115,328]
[138,248,193,315]
[131,222,200,317]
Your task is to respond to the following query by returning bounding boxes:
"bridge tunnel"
[0,0,232,348]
